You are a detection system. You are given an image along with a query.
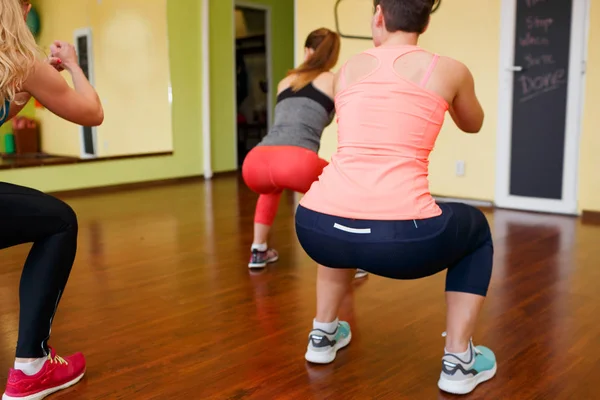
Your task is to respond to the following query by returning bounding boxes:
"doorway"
[234,3,271,168]
[495,0,589,214]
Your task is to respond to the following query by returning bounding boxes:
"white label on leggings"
[333,223,371,234]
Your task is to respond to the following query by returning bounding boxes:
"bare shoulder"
[437,56,472,82]
[313,71,335,85]
[312,71,335,99]
[277,75,294,95]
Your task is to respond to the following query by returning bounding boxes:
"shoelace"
[47,354,68,366]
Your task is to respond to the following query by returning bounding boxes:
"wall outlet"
[104,140,109,152]
[455,160,465,177]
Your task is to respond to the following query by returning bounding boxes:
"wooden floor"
[1,175,599,399]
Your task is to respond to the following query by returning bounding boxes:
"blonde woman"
[1,1,103,399]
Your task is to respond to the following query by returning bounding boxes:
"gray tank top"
[258,83,335,153]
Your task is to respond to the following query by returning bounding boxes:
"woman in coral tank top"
[295,0,496,395]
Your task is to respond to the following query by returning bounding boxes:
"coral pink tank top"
[300,45,449,220]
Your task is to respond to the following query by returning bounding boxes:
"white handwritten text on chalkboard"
[520,32,550,46]
[518,68,566,103]
[525,0,547,8]
[524,54,555,68]
[526,16,553,32]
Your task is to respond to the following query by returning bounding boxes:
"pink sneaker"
[3,348,86,400]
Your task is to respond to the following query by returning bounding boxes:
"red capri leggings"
[242,145,328,226]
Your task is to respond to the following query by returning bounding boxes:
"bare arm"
[333,68,344,96]
[6,92,32,120]
[277,78,289,95]
[312,72,336,122]
[449,64,484,134]
[23,42,103,126]
[5,57,63,121]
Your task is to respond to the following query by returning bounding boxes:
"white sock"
[444,343,473,364]
[313,318,339,334]
[14,357,46,376]
[251,243,268,252]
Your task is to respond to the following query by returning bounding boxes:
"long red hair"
[288,28,340,92]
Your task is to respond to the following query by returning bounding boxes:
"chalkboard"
[77,36,90,80]
[509,0,572,199]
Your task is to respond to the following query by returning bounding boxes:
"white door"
[495,0,590,215]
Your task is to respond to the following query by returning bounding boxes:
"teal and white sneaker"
[305,321,352,364]
[437,339,497,395]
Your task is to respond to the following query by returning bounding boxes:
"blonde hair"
[288,28,340,92]
[0,0,39,120]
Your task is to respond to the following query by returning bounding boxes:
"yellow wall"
[1,0,202,192]
[298,0,600,212]
[419,3,500,201]
[579,1,600,212]
[9,0,596,210]
[3,0,295,192]
[34,0,172,158]
[34,0,86,156]
[296,0,501,201]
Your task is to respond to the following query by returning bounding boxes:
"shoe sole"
[2,370,85,400]
[305,332,352,364]
[437,363,497,395]
[248,255,279,269]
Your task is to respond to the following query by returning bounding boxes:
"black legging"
[296,202,493,297]
[0,182,78,358]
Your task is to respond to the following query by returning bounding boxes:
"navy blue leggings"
[295,202,493,296]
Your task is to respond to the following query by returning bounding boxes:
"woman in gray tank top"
[242,28,369,278]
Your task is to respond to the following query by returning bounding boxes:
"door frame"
[202,0,213,179]
[494,0,590,215]
[232,1,273,168]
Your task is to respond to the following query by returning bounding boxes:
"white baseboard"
[433,196,494,208]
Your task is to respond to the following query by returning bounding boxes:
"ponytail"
[288,28,340,92]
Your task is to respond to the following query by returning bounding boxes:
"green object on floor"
[4,133,15,154]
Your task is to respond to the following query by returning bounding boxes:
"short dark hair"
[373,0,439,34]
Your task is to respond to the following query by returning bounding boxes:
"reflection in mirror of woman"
[0,0,173,169]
